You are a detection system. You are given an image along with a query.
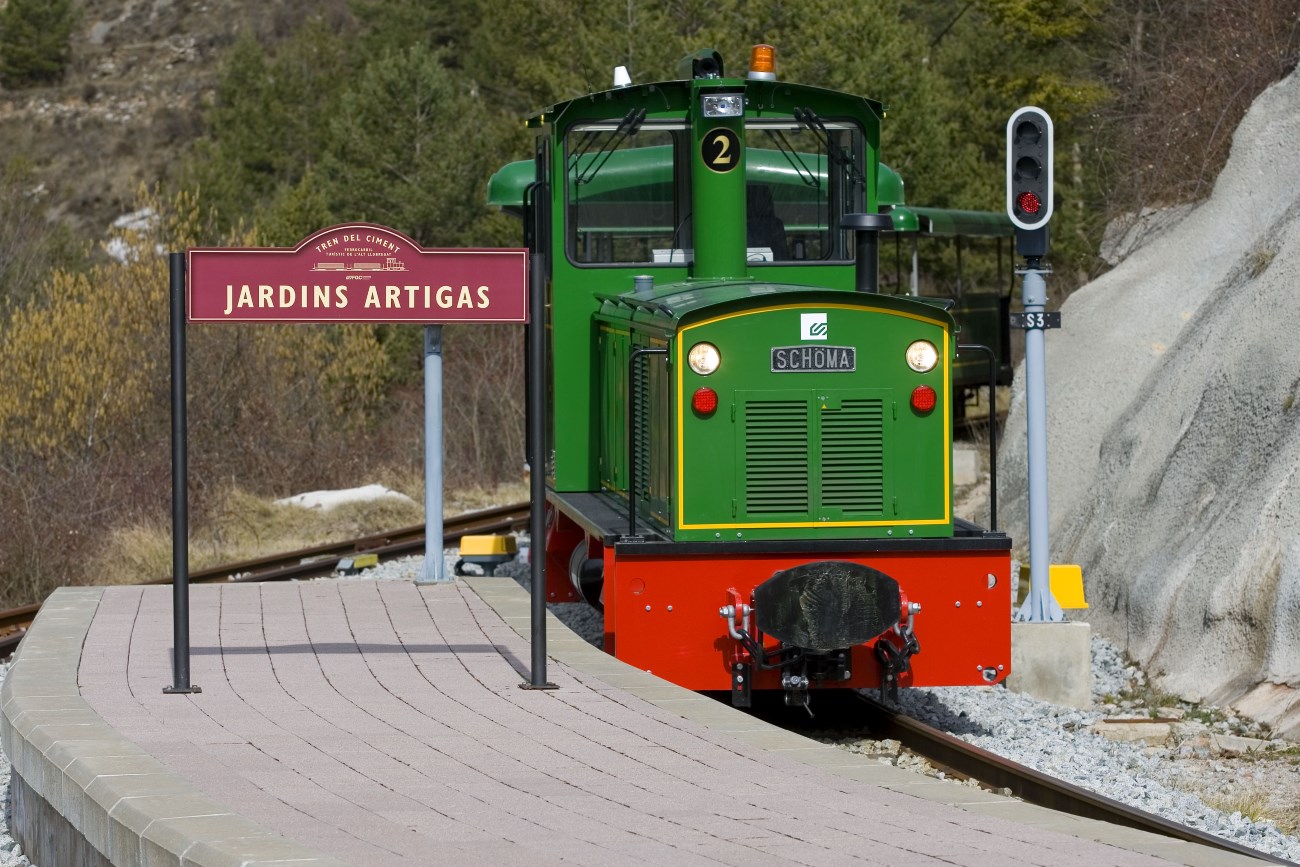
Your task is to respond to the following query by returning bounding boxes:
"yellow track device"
[455,535,518,576]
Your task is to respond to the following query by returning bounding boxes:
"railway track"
[145,501,530,586]
[742,688,1288,865]
[852,693,1291,865]
[0,501,1286,862]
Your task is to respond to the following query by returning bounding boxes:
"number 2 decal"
[702,128,740,173]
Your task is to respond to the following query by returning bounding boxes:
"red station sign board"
[187,223,528,323]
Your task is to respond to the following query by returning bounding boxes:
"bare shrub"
[440,324,526,487]
[0,159,81,311]
[0,188,400,604]
[1094,0,1300,218]
[0,447,171,607]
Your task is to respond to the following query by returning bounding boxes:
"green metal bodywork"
[596,283,955,540]
[491,148,892,230]
[882,207,1014,399]
[528,74,882,495]
[489,153,1014,415]
[689,79,748,280]
[491,61,1012,542]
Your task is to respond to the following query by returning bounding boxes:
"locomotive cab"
[490,47,1012,709]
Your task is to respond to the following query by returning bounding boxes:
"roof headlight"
[688,342,721,375]
[701,94,744,117]
[905,340,938,373]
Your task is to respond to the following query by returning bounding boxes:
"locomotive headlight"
[688,342,721,375]
[905,340,938,372]
[701,94,744,117]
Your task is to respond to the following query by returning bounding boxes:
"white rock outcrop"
[998,69,1300,737]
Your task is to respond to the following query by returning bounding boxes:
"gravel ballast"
[883,673,1300,862]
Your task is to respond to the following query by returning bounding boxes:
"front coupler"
[719,561,911,710]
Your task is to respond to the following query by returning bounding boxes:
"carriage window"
[745,120,864,263]
[566,123,684,265]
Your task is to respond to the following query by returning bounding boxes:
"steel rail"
[147,501,530,585]
[0,502,532,657]
[0,603,41,659]
[855,693,1290,865]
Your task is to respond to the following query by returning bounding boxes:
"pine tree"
[0,0,76,89]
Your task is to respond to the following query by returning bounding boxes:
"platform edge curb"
[0,586,353,867]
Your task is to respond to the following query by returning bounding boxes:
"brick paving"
[73,579,1188,866]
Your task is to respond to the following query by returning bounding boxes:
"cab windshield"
[565,119,864,266]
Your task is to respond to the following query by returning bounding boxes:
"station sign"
[187,223,527,323]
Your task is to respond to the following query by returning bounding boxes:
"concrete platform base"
[1007,621,1092,708]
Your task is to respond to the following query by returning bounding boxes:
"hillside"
[999,67,1300,738]
[0,0,325,238]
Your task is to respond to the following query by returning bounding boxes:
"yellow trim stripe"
[682,518,951,529]
[675,302,952,530]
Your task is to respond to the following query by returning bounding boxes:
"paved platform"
[0,577,1269,866]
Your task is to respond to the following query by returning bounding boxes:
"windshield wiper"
[569,108,647,185]
[794,107,866,190]
[764,126,821,188]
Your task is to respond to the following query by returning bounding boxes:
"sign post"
[419,324,445,584]
[164,252,200,694]
[175,224,528,689]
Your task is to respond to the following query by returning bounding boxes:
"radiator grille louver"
[744,400,808,515]
[821,399,885,512]
[632,356,650,503]
[740,395,886,519]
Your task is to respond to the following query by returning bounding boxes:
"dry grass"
[1199,784,1299,833]
[1230,746,1300,834]
[444,481,529,515]
[89,480,529,585]
[1248,243,1278,278]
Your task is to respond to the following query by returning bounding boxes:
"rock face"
[998,69,1300,738]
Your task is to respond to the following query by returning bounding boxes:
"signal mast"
[1007,107,1063,622]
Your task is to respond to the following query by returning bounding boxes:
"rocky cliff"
[999,68,1300,737]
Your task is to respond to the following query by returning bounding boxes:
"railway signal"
[1006,106,1053,232]
[1006,105,1065,623]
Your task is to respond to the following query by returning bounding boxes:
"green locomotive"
[491,46,1011,708]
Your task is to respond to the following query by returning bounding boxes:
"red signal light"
[910,385,936,413]
[692,387,718,415]
[1006,107,1054,231]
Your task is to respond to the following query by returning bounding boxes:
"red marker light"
[692,387,718,415]
[1016,191,1041,215]
[911,385,936,413]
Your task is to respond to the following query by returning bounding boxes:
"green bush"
[0,0,76,89]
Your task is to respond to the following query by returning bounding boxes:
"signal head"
[1006,107,1054,230]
